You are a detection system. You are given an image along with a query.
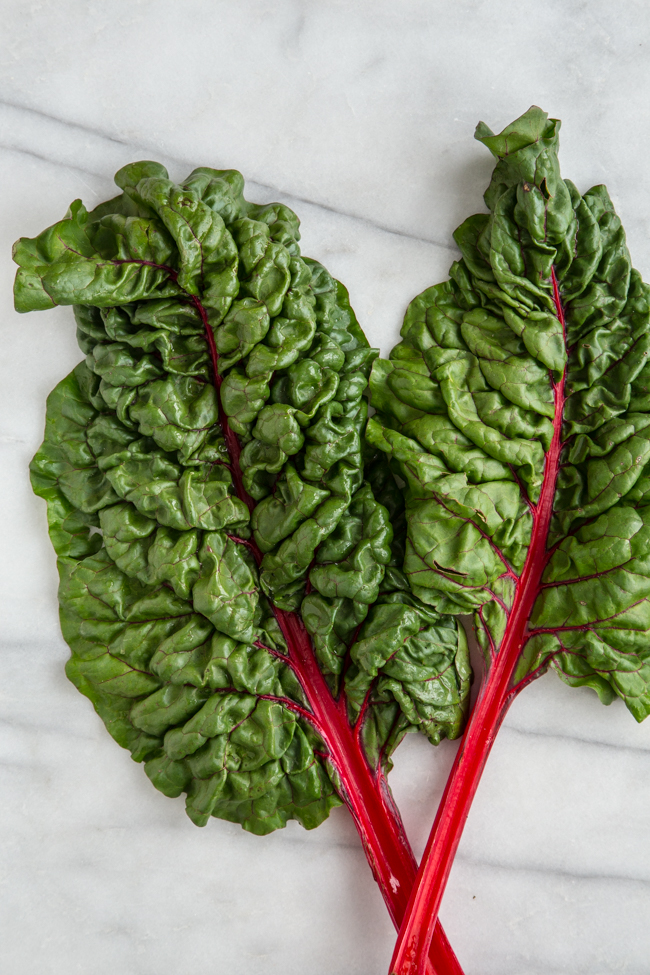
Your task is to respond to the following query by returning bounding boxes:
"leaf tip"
[475,105,558,159]
[114,159,169,191]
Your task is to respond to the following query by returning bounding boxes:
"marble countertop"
[3,3,650,973]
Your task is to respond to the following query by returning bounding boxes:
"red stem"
[117,258,464,975]
[387,269,567,975]
[275,609,460,975]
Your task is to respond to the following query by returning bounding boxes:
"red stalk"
[116,259,464,975]
[387,270,567,975]
[275,608,460,975]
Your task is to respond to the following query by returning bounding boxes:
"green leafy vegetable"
[16,161,469,975]
[371,107,650,975]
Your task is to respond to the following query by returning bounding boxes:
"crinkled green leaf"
[346,598,471,766]
[21,159,469,840]
[13,199,181,312]
[370,105,650,722]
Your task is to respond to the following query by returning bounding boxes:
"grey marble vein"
[0,142,103,179]
[0,98,453,250]
[0,96,132,145]
[456,852,650,887]
[504,722,650,756]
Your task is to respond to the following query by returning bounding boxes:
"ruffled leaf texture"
[369,106,650,723]
[21,161,470,835]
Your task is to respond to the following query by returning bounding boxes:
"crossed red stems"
[123,260,463,975]
[120,254,571,973]
[388,270,570,974]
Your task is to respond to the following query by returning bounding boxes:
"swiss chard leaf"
[370,106,650,721]
[19,161,470,844]
[372,107,650,975]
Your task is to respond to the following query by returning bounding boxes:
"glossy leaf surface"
[20,161,470,839]
[370,106,650,721]
[373,107,650,975]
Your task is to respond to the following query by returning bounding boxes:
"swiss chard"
[15,163,469,974]
[368,107,650,974]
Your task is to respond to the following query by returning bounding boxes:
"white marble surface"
[3,2,650,973]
